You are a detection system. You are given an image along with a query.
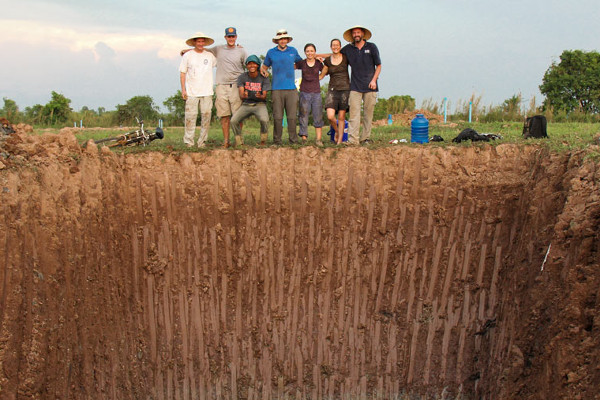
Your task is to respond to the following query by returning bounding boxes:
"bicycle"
[93,118,164,148]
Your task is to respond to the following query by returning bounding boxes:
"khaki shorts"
[215,84,242,117]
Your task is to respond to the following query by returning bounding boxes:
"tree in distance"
[117,95,159,125]
[540,50,600,114]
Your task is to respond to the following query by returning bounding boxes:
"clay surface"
[0,130,598,399]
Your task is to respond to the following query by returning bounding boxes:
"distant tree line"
[2,50,599,127]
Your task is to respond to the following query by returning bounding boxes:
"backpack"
[523,115,548,139]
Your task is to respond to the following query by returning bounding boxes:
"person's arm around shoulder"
[293,48,302,63]
[319,65,329,80]
[241,48,248,67]
[260,64,270,77]
[261,51,271,77]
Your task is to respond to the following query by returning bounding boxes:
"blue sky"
[1,0,599,113]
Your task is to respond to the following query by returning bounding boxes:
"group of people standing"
[179,25,381,148]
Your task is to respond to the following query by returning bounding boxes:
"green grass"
[51,119,600,156]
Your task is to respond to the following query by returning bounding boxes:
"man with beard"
[341,25,382,145]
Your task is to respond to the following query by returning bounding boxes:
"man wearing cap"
[260,29,302,145]
[206,27,247,148]
[230,55,271,146]
[341,25,381,145]
[179,32,217,148]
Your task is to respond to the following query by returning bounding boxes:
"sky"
[1,0,599,113]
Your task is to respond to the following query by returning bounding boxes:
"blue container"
[411,114,429,143]
[327,119,349,142]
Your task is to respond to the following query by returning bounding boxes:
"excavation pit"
[0,135,598,399]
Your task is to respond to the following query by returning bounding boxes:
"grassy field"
[55,119,600,156]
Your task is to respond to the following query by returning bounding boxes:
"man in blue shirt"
[261,29,302,145]
[341,25,382,145]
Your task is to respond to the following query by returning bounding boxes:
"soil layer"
[0,131,598,399]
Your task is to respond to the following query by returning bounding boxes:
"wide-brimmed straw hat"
[343,25,372,42]
[272,29,293,44]
[186,32,215,47]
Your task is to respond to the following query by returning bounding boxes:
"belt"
[218,83,235,87]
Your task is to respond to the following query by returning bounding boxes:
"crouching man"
[230,55,271,146]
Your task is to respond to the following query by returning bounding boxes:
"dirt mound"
[0,129,81,169]
[14,123,34,134]
[373,109,445,127]
[0,130,598,398]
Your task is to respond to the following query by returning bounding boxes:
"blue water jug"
[327,120,348,142]
[411,114,429,143]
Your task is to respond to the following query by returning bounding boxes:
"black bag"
[523,115,547,139]
[452,128,489,143]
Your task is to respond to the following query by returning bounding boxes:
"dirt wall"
[0,132,598,399]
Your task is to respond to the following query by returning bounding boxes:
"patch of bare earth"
[0,130,598,399]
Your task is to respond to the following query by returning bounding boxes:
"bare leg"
[337,110,346,145]
[326,108,338,142]
[220,116,230,147]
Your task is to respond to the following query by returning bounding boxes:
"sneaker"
[197,142,206,148]
[360,139,372,145]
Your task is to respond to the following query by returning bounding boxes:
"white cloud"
[1,19,184,60]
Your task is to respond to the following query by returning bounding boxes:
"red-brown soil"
[373,109,446,127]
[0,130,598,399]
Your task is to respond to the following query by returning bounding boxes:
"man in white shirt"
[179,32,217,148]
